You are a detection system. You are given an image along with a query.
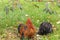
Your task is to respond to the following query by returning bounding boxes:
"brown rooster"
[18,18,36,40]
[26,18,36,40]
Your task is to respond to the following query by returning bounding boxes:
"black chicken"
[38,22,53,35]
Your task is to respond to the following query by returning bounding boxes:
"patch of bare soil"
[0,26,20,40]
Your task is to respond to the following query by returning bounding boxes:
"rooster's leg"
[28,38,31,40]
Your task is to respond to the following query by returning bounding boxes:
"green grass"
[0,0,60,40]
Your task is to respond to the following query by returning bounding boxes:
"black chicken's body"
[38,22,53,35]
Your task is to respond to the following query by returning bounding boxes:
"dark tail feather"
[20,32,24,40]
[18,24,21,33]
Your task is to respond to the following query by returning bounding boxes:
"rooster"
[26,18,36,40]
[18,18,36,40]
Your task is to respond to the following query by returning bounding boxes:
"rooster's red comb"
[26,18,35,29]
[26,18,32,24]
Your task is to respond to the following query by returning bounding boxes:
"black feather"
[18,24,24,33]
